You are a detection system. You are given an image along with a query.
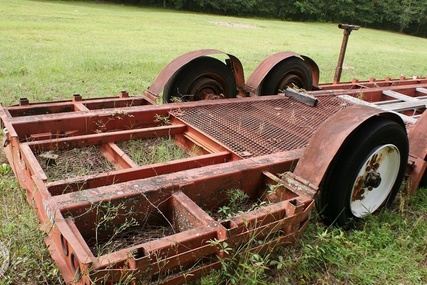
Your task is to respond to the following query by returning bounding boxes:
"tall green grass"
[1,1,427,284]
[201,191,427,284]
[0,167,63,284]
[1,0,426,106]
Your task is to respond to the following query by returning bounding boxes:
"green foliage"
[218,189,249,219]
[0,0,426,107]
[214,189,271,220]
[0,164,11,176]
[205,239,272,285]
[268,191,427,284]
[117,137,191,165]
[201,190,427,284]
[0,178,64,284]
[84,0,427,37]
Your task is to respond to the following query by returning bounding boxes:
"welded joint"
[281,172,318,199]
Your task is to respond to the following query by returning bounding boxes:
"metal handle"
[333,24,361,84]
[338,24,360,31]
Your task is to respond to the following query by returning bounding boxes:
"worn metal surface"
[245,52,319,95]
[2,74,427,284]
[143,49,247,103]
[321,76,427,91]
[174,95,348,157]
[407,109,427,193]
[293,104,404,187]
[1,94,317,284]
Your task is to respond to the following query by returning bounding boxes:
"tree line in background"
[102,0,427,37]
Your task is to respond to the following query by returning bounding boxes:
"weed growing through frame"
[209,189,272,221]
[0,172,64,284]
[117,137,193,166]
[37,146,114,182]
[93,110,135,133]
[84,194,176,257]
[92,201,140,257]
[357,92,365,100]
[154,114,171,126]
[0,163,11,176]
[216,189,250,220]
[201,186,291,285]
[204,231,286,285]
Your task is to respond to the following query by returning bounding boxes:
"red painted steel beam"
[6,94,149,113]
[46,151,232,195]
[46,168,312,284]
[25,124,187,150]
[7,104,176,139]
[3,77,427,285]
[314,82,427,103]
[320,76,427,90]
[98,142,139,169]
[407,110,427,193]
[49,148,303,212]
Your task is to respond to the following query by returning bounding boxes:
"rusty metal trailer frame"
[2,49,427,284]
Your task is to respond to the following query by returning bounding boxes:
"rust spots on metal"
[246,52,318,96]
[352,152,384,202]
[144,49,247,101]
[1,60,427,284]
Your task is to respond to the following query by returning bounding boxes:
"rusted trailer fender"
[294,105,408,225]
[246,52,320,96]
[143,49,246,103]
[293,104,405,188]
[407,110,427,194]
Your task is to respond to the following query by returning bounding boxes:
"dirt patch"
[91,225,175,256]
[37,146,114,181]
[210,21,258,29]
[343,63,355,71]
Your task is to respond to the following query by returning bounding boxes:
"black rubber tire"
[163,56,236,103]
[318,117,408,228]
[259,57,313,95]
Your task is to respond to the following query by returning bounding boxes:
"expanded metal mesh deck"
[176,95,350,157]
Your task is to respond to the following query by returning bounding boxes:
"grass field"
[1,0,427,284]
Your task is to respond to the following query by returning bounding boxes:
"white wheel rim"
[350,144,400,217]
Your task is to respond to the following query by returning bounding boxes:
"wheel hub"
[278,74,305,91]
[188,77,225,100]
[364,169,382,188]
[350,144,400,217]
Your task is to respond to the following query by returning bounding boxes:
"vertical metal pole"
[333,24,360,84]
